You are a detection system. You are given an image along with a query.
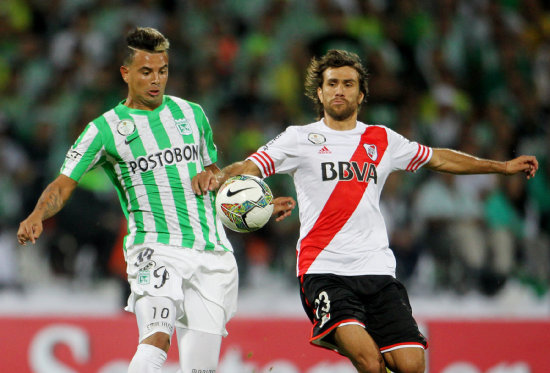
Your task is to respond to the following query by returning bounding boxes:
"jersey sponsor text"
[128,144,199,174]
[321,161,378,184]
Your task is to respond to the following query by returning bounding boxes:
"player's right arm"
[192,160,295,221]
[192,160,261,196]
[426,149,538,179]
[17,174,78,245]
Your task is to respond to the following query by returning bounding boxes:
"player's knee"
[134,296,177,353]
[397,359,425,373]
[385,350,425,373]
[350,351,386,373]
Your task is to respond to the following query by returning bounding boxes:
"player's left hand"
[505,155,539,179]
[192,170,219,195]
[272,197,296,222]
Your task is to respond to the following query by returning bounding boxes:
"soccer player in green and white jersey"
[17,27,295,373]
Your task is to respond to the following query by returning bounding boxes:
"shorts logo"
[134,248,154,267]
[314,291,331,328]
[154,266,170,289]
[138,269,150,284]
[175,118,192,135]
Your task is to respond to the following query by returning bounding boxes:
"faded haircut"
[304,49,369,120]
[123,27,170,66]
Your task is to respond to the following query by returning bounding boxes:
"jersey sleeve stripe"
[248,153,270,176]
[409,145,432,171]
[248,151,274,177]
[406,144,429,172]
[406,144,426,171]
[411,146,432,171]
[257,151,275,175]
[411,145,427,171]
[406,145,423,171]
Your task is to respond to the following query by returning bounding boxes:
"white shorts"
[125,243,238,337]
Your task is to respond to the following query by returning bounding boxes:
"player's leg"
[299,274,386,372]
[369,277,427,373]
[176,327,222,372]
[333,324,386,373]
[128,296,176,372]
[175,249,238,372]
[383,347,425,373]
[128,343,167,373]
[175,281,229,372]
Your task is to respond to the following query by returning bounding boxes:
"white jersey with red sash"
[247,119,432,277]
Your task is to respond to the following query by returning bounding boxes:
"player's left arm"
[426,148,539,179]
[193,160,261,195]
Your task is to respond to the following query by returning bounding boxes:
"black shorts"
[299,274,428,353]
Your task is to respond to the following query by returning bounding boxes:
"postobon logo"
[128,145,199,174]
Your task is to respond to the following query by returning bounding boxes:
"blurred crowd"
[1,0,549,302]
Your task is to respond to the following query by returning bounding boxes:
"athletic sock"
[128,344,167,373]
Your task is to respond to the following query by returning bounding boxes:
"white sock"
[177,328,222,372]
[128,344,167,373]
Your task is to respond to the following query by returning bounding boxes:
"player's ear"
[317,87,323,104]
[120,65,129,83]
[358,90,365,104]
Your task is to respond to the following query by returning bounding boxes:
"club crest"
[175,118,192,135]
[364,144,378,161]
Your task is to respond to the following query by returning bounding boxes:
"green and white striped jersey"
[60,95,232,252]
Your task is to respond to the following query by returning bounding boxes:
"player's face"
[121,50,168,110]
[317,66,364,121]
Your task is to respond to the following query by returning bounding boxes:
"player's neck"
[323,115,357,131]
[124,96,162,111]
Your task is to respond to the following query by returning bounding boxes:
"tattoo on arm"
[36,184,66,220]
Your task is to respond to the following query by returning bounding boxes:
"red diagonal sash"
[298,126,388,275]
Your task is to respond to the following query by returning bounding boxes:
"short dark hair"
[304,49,369,120]
[123,27,170,66]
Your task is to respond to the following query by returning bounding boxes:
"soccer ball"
[215,175,274,233]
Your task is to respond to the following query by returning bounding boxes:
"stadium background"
[1,0,549,372]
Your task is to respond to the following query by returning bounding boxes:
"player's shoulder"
[287,120,324,134]
[90,107,119,131]
[165,95,204,112]
[362,121,390,131]
[364,122,404,138]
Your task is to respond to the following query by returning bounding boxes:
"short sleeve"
[60,122,105,181]
[193,105,218,166]
[386,128,432,172]
[246,127,300,177]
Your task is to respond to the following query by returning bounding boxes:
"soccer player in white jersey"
[17,27,295,373]
[192,49,538,373]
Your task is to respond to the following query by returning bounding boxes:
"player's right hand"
[192,170,219,195]
[505,155,539,179]
[17,214,43,245]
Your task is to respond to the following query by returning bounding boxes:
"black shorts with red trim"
[299,273,428,353]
